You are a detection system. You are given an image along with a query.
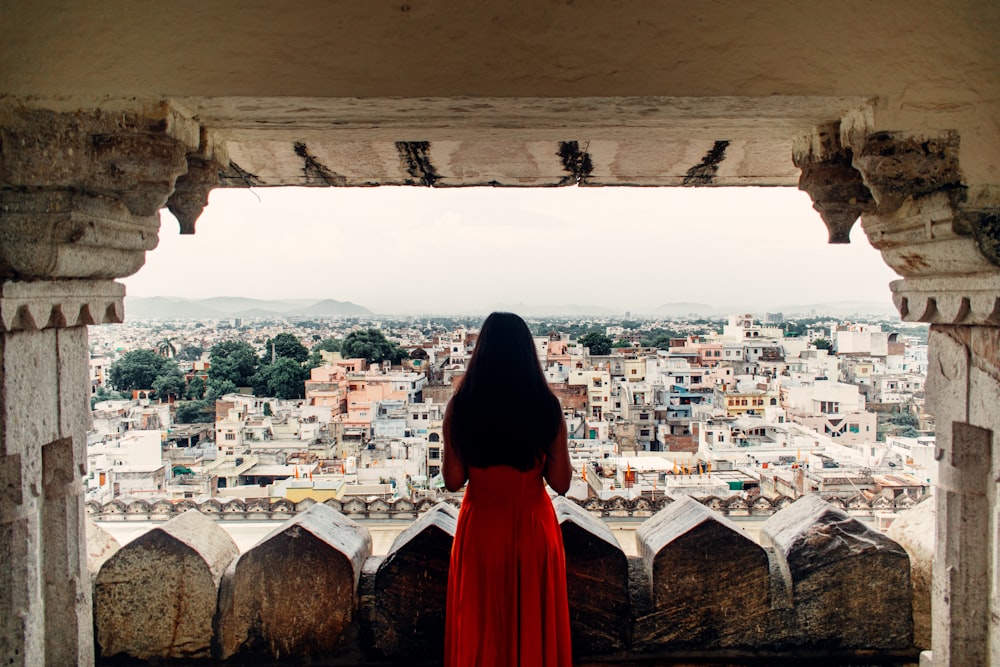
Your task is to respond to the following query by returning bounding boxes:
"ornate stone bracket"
[0,105,209,278]
[793,122,875,243]
[0,280,124,332]
[166,128,228,234]
[798,122,1000,326]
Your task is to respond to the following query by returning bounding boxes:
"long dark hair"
[448,312,562,471]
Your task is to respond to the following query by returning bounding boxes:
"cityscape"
[87,307,933,551]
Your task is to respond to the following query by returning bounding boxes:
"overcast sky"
[125,186,900,316]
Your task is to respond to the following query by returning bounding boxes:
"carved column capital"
[0,106,196,217]
[0,105,216,279]
[0,280,124,332]
[803,125,1000,326]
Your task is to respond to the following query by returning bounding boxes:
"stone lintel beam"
[634,496,770,649]
[94,510,238,660]
[793,122,874,244]
[760,494,912,649]
[553,495,631,654]
[215,503,371,659]
[366,502,456,659]
[0,280,124,333]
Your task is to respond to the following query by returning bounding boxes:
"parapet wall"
[85,490,922,522]
[91,494,926,664]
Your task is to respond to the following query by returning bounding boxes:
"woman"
[443,312,573,667]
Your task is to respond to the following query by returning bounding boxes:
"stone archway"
[1,3,997,665]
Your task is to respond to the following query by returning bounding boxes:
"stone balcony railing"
[89,493,929,664]
[85,489,923,523]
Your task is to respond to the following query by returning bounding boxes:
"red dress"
[445,463,572,667]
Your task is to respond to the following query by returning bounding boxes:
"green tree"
[208,341,260,387]
[175,345,204,362]
[90,386,127,409]
[264,333,309,364]
[307,338,342,368]
[612,340,633,348]
[156,337,177,358]
[152,366,186,401]
[205,378,238,401]
[578,332,612,355]
[813,338,833,351]
[341,329,405,365]
[174,399,214,424]
[184,375,206,400]
[644,334,674,350]
[254,357,309,399]
[108,349,170,392]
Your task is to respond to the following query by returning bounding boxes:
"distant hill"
[773,300,898,317]
[647,300,897,319]
[492,303,621,317]
[650,302,722,317]
[124,296,372,319]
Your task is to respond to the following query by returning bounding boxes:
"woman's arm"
[442,402,468,491]
[543,416,572,495]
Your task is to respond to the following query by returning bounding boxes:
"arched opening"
[127,186,899,313]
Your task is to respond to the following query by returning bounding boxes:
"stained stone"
[94,509,238,660]
[366,501,457,659]
[554,495,631,655]
[761,494,912,648]
[215,502,372,659]
[887,498,934,650]
[634,495,770,649]
[86,521,120,579]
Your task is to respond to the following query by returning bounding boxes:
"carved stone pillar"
[800,124,1000,666]
[0,106,204,666]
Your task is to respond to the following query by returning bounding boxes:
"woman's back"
[446,463,572,667]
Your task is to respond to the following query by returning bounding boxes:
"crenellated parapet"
[90,494,921,664]
[85,491,922,522]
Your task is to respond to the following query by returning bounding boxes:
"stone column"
[798,122,1000,666]
[0,105,210,666]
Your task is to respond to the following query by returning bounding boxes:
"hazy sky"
[125,186,901,315]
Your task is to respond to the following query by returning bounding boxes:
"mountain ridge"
[124,296,372,319]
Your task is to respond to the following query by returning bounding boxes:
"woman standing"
[443,312,573,667]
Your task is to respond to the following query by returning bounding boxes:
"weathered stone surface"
[761,494,912,649]
[86,521,120,579]
[887,498,934,650]
[216,502,371,659]
[95,509,238,660]
[554,495,630,655]
[166,155,223,234]
[793,122,874,243]
[863,191,1000,281]
[634,496,770,649]
[852,131,962,215]
[0,191,159,281]
[366,501,456,659]
[0,107,194,217]
[0,280,124,333]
